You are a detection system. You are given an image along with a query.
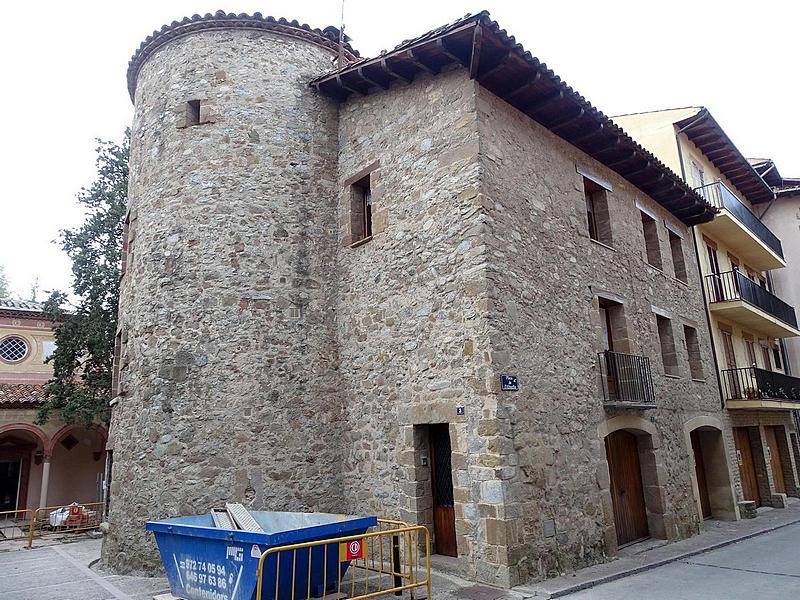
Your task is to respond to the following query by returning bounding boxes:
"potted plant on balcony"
[743,386,760,399]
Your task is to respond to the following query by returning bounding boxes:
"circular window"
[0,336,29,362]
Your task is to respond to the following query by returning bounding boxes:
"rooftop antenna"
[338,0,346,67]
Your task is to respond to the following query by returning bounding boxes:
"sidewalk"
[514,500,800,598]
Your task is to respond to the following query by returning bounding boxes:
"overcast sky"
[1,1,797,298]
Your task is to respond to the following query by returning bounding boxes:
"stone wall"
[103,29,344,572]
[334,68,506,582]
[475,86,732,584]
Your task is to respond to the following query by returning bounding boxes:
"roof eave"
[311,13,715,227]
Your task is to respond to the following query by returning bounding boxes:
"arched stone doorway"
[683,417,737,522]
[0,424,49,512]
[599,416,669,550]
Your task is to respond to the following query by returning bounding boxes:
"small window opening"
[186,100,201,126]
[669,230,687,282]
[288,304,302,319]
[351,174,373,244]
[641,211,663,270]
[656,314,679,376]
[683,325,704,380]
[583,178,612,246]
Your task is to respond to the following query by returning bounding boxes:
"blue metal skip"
[146,511,377,600]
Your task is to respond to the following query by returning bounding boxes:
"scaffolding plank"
[210,508,234,529]
[225,503,263,532]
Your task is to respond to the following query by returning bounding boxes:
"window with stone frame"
[640,211,662,270]
[668,228,687,282]
[583,178,612,246]
[121,212,132,278]
[350,174,373,245]
[683,325,704,380]
[655,314,679,376]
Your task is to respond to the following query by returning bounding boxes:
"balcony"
[705,271,800,338]
[696,181,785,271]
[721,367,800,410]
[598,351,656,408]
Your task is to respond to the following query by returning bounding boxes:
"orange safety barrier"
[27,501,104,548]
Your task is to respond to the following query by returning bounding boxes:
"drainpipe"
[674,113,726,408]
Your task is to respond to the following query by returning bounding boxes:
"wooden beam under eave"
[477,49,511,80]
[521,90,563,115]
[570,123,604,145]
[504,71,541,101]
[358,67,389,90]
[335,75,364,96]
[624,161,653,178]
[381,58,412,84]
[549,108,585,131]
[407,49,438,75]
[469,24,483,79]
[436,38,466,66]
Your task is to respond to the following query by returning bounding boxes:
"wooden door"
[605,431,649,546]
[733,428,761,506]
[690,431,712,519]
[429,424,457,557]
[765,426,786,494]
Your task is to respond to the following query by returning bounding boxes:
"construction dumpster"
[146,510,377,600]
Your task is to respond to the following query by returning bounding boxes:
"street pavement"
[2,523,800,599]
[0,538,169,600]
[560,522,800,599]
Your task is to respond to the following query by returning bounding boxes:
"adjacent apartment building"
[750,158,800,378]
[0,299,107,514]
[107,11,743,586]
[616,108,800,509]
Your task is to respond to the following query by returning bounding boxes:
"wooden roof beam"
[381,58,412,84]
[435,38,466,65]
[571,122,604,144]
[357,67,390,91]
[549,108,585,131]
[407,49,438,75]
[469,24,483,79]
[335,75,363,96]
[477,49,511,80]
[521,90,563,115]
[504,71,541,101]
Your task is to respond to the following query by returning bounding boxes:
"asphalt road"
[561,522,800,600]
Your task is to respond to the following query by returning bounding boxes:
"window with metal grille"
[0,336,29,362]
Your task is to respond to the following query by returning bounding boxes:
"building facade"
[0,300,107,515]
[752,160,800,378]
[616,108,800,510]
[107,11,741,586]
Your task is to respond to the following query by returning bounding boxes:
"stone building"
[106,11,742,586]
[616,108,800,512]
[0,299,107,516]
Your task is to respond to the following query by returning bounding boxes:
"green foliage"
[38,132,129,426]
[0,265,8,299]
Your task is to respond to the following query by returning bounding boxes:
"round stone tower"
[103,12,358,572]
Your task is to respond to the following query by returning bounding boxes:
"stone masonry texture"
[104,16,782,588]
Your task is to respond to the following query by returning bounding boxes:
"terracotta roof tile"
[0,383,46,407]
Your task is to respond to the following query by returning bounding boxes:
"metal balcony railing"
[704,270,798,329]
[721,367,800,402]
[695,181,783,259]
[598,350,656,405]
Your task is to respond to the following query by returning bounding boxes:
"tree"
[0,265,9,299]
[38,132,129,426]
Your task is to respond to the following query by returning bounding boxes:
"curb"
[520,516,800,598]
